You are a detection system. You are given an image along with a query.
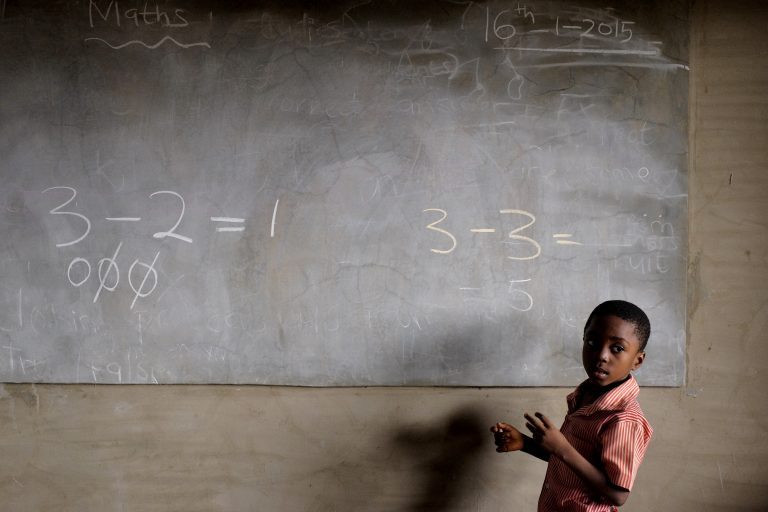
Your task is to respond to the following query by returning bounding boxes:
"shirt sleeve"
[600,417,652,491]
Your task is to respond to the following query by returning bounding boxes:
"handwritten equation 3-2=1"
[41,186,282,310]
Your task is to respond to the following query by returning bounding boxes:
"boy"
[491,300,653,511]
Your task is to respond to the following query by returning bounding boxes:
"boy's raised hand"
[524,412,570,457]
[490,422,524,452]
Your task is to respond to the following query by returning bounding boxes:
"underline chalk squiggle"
[84,36,211,49]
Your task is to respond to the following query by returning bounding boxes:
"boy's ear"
[631,351,645,370]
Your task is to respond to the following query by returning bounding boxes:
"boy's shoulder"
[612,399,650,423]
[605,394,653,438]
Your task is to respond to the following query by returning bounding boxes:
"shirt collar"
[567,374,640,416]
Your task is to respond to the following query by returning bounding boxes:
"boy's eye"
[611,345,625,353]
[585,339,596,347]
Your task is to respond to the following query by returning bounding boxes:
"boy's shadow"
[392,406,487,511]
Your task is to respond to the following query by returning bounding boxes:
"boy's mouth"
[592,367,610,379]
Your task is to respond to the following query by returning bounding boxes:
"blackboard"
[0,0,688,385]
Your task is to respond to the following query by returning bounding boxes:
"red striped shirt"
[537,375,653,511]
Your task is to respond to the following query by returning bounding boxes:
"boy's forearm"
[555,444,629,506]
[521,435,551,462]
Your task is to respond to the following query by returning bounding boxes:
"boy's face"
[582,314,645,386]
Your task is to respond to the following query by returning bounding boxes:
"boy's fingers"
[535,412,552,428]
[524,413,542,429]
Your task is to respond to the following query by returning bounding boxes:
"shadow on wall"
[391,405,490,512]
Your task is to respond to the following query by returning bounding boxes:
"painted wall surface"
[0,1,766,510]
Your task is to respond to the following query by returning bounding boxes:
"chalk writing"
[500,209,541,261]
[41,186,286,311]
[211,217,246,233]
[424,208,546,261]
[41,187,269,242]
[482,4,638,47]
[84,36,211,50]
[423,209,457,254]
[42,187,92,248]
[128,252,161,309]
[93,242,122,303]
[271,199,280,238]
[88,0,190,29]
[149,191,193,244]
[556,16,634,42]
[86,1,209,49]
[508,279,534,312]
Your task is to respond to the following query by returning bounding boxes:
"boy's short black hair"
[584,300,651,351]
